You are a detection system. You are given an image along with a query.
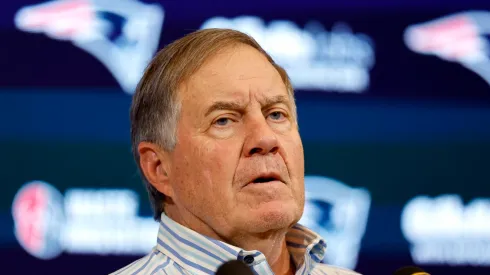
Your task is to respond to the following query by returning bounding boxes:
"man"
[111,28,361,275]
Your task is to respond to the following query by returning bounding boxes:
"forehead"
[181,44,288,103]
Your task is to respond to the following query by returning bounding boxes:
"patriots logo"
[12,181,65,260]
[404,11,490,86]
[300,176,371,270]
[14,0,165,94]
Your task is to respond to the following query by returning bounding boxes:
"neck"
[165,206,296,275]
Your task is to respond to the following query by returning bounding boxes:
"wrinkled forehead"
[179,44,291,106]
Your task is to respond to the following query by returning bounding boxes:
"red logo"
[404,11,490,85]
[12,181,64,259]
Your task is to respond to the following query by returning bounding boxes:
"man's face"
[166,44,304,237]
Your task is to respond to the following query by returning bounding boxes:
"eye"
[268,111,286,121]
[214,117,232,126]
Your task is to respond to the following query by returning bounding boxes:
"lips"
[246,172,284,186]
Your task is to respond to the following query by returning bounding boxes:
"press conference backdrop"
[1,0,490,274]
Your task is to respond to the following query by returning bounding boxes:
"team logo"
[14,0,165,94]
[300,176,371,270]
[11,180,157,260]
[404,11,490,86]
[11,181,65,260]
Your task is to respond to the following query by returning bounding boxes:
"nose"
[243,117,280,157]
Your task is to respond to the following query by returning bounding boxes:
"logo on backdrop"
[11,180,157,260]
[12,181,65,259]
[402,194,490,266]
[201,16,376,94]
[404,11,490,86]
[300,176,371,270]
[14,0,164,94]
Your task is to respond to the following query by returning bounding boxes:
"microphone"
[393,266,430,275]
[216,260,254,275]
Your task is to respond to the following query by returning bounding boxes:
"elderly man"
[111,28,361,275]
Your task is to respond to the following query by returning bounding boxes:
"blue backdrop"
[1,1,490,274]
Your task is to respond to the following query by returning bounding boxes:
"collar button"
[243,255,254,264]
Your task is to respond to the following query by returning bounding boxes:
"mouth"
[247,173,284,185]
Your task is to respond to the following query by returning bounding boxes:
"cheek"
[295,142,305,174]
[202,140,240,183]
[284,135,304,173]
[179,138,239,197]
[282,134,305,191]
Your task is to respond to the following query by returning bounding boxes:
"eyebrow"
[204,94,291,117]
[261,95,290,111]
[204,101,246,116]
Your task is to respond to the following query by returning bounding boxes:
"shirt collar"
[155,213,327,274]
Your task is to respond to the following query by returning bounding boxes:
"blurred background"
[1,0,490,274]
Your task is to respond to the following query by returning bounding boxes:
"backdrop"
[1,0,490,274]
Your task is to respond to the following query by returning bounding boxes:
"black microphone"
[393,266,431,275]
[216,260,254,275]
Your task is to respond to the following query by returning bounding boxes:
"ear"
[138,142,173,197]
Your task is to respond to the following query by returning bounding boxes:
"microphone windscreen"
[215,260,254,275]
[393,266,430,275]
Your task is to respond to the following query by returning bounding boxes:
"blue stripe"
[160,214,238,258]
[173,262,189,275]
[237,254,244,262]
[202,234,239,256]
[131,251,157,275]
[301,256,308,275]
[114,254,156,275]
[160,221,227,262]
[158,227,220,270]
[310,253,322,263]
[157,238,215,274]
[150,257,171,275]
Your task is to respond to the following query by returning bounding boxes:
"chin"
[246,201,301,232]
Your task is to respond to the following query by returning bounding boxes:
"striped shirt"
[110,213,361,275]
